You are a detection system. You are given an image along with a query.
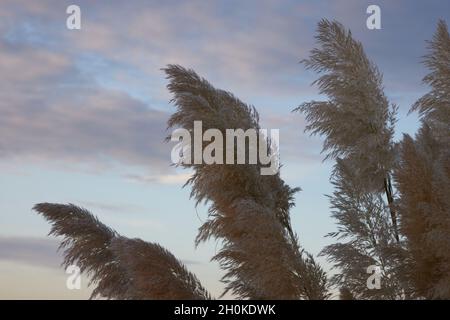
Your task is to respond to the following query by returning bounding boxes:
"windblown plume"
[33,203,210,300]
[395,126,450,299]
[395,20,450,299]
[294,19,396,186]
[295,19,399,240]
[164,64,329,299]
[411,19,450,139]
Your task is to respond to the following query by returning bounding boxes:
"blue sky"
[0,0,449,299]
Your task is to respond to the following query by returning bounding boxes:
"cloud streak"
[0,236,200,271]
[124,172,193,185]
[0,236,61,269]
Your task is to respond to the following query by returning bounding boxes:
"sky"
[0,0,449,299]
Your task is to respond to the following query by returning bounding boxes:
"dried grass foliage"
[34,203,210,299]
[32,19,450,300]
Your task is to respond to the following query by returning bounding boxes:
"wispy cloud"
[76,200,148,214]
[0,236,200,272]
[0,40,171,171]
[124,172,193,185]
[0,236,61,269]
[2,0,446,176]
